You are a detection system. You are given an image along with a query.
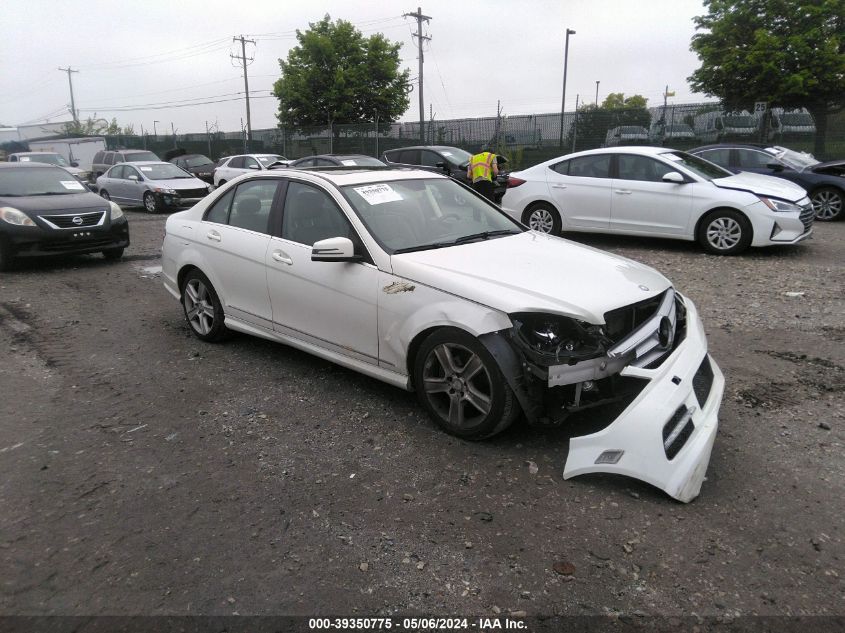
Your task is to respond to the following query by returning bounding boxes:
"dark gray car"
[92,149,160,178]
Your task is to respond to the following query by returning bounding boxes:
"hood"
[390,232,671,324]
[711,171,806,201]
[811,159,845,176]
[0,192,108,215]
[152,177,208,190]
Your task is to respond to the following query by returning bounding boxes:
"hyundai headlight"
[510,313,611,363]
[0,207,35,226]
[108,201,124,220]
[758,196,801,213]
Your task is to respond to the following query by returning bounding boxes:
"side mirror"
[71,161,79,167]
[662,171,686,184]
[128,174,139,181]
[435,161,448,172]
[311,237,362,262]
[248,164,260,170]
[766,162,784,172]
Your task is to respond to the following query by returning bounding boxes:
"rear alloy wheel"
[811,187,843,221]
[143,192,159,214]
[523,203,561,235]
[100,190,110,201]
[698,209,752,255]
[414,328,519,440]
[181,270,229,342]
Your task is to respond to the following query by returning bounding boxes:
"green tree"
[688,0,845,155]
[272,15,410,133]
[566,94,650,151]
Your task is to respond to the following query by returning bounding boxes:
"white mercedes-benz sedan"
[501,146,814,255]
[162,167,725,502]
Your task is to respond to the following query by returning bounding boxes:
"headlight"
[0,207,35,226]
[108,201,124,220]
[153,187,176,195]
[510,312,610,363]
[758,196,801,213]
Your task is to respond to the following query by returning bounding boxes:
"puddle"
[137,265,162,278]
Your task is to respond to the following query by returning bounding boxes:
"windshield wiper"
[393,242,455,254]
[453,229,520,244]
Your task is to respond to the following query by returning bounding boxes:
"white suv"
[212,154,288,186]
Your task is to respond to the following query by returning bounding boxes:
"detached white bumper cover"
[563,297,725,503]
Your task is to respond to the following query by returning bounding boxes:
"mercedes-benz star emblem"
[72,216,83,225]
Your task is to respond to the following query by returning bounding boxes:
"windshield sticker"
[341,160,358,166]
[20,156,31,161]
[353,183,403,205]
[60,180,85,190]
[140,167,153,172]
[441,151,453,157]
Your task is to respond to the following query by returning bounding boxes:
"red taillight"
[507,176,526,188]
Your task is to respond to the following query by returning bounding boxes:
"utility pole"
[429,103,434,144]
[558,28,575,148]
[595,80,600,106]
[58,67,79,123]
[571,94,579,152]
[494,100,502,150]
[140,124,146,149]
[404,7,431,144]
[206,121,212,157]
[232,35,256,148]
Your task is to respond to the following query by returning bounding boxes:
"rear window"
[125,151,159,162]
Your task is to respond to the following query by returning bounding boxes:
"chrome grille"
[799,203,814,232]
[39,211,106,229]
[606,289,682,368]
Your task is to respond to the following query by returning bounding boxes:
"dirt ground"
[1,209,843,619]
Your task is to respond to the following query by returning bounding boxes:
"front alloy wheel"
[523,203,561,235]
[181,271,228,342]
[414,328,519,440]
[699,209,752,255]
[143,192,158,214]
[811,187,843,221]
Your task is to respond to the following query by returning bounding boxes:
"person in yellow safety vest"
[466,150,499,202]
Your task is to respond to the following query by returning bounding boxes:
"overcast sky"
[1,0,712,134]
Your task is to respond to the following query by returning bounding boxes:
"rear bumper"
[563,296,725,503]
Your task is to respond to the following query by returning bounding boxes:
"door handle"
[614,189,632,195]
[551,184,567,189]
[272,250,293,265]
[206,230,221,242]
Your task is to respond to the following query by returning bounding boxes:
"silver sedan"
[96,161,212,213]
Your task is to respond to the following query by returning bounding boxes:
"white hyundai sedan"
[502,146,814,255]
[162,167,724,502]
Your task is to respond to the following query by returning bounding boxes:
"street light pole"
[595,80,600,106]
[153,120,159,137]
[558,28,576,148]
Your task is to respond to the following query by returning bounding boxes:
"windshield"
[621,126,647,134]
[660,151,733,180]
[185,156,213,168]
[779,114,813,126]
[0,166,89,196]
[341,178,523,254]
[126,151,159,162]
[723,115,757,128]
[773,147,819,170]
[257,155,286,165]
[135,163,194,179]
[20,153,69,166]
[438,148,472,165]
[666,125,694,135]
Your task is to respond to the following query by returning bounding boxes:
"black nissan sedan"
[0,163,130,271]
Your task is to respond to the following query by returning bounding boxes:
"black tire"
[810,186,843,222]
[143,192,158,214]
[180,270,229,342]
[102,248,124,260]
[100,190,110,201]
[413,327,520,440]
[697,209,753,255]
[522,203,561,235]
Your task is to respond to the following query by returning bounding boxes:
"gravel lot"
[1,209,843,619]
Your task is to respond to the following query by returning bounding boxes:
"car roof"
[691,143,774,151]
[10,151,60,156]
[0,161,54,168]
[385,145,465,152]
[121,160,171,166]
[258,167,444,186]
[565,146,684,158]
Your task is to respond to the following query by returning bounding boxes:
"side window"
[737,149,775,169]
[9,155,18,162]
[104,153,115,165]
[228,180,279,233]
[296,158,316,168]
[125,166,141,180]
[110,165,125,179]
[229,157,244,169]
[93,151,104,164]
[550,160,569,175]
[383,151,399,164]
[315,158,336,166]
[282,181,353,246]
[204,188,235,224]
[616,155,673,182]
[397,149,419,164]
[243,157,260,170]
[567,154,611,178]
[420,150,441,167]
[173,158,184,168]
[697,149,731,168]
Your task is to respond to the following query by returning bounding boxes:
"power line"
[80,90,270,112]
[78,94,275,114]
[77,38,231,71]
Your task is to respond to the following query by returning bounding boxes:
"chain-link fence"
[17,101,844,169]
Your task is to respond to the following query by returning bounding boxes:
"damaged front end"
[481,289,725,503]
